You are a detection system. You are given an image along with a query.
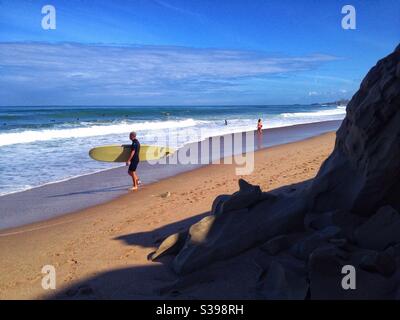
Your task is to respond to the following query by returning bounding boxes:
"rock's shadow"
[114,211,210,248]
[47,210,262,300]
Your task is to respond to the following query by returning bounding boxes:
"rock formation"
[152,45,400,299]
[309,44,400,216]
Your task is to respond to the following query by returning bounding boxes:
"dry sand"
[0,132,335,299]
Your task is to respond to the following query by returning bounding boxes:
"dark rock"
[256,260,308,300]
[305,210,364,240]
[308,246,345,299]
[219,179,262,214]
[259,235,290,256]
[149,231,188,261]
[354,206,400,250]
[290,226,342,260]
[186,215,216,244]
[309,46,400,217]
[211,195,230,215]
[328,238,348,247]
[385,243,400,257]
[304,212,334,230]
[172,191,306,275]
[309,246,397,299]
[359,251,396,277]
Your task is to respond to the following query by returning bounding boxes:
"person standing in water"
[126,131,141,191]
[257,118,263,134]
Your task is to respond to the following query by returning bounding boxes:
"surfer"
[257,118,263,134]
[224,119,228,125]
[126,131,141,191]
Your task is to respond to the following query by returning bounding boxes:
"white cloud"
[0,42,338,103]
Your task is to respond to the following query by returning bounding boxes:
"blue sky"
[0,0,399,106]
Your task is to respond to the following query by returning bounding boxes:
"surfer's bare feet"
[128,186,138,191]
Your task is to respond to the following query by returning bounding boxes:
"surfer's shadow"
[47,185,128,198]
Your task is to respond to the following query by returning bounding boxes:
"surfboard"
[89,144,175,162]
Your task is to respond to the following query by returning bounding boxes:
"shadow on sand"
[114,212,210,248]
[47,185,129,198]
[47,211,229,300]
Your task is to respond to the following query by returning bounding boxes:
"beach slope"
[0,132,335,299]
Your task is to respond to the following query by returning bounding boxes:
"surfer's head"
[129,131,137,140]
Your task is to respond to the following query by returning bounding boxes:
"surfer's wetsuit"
[129,138,140,172]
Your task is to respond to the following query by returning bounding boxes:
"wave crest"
[0,119,198,147]
[282,106,346,118]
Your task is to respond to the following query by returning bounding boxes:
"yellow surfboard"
[89,144,175,162]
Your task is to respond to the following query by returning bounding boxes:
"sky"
[0,0,399,106]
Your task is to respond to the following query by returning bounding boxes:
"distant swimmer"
[126,131,141,191]
[257,118,263,134]
[224,119,228,125]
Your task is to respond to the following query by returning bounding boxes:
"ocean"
[0,105,346,196]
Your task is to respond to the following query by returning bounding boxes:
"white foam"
[0,165,124,197]
[282,106,346,118]
[0,118,198,147]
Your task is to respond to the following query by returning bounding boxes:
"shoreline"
[0,120,341,231]
[0,130,337,299]
[0,120,341,198]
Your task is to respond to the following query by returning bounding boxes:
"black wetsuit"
[128,138,140,172]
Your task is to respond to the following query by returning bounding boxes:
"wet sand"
[0,130,336,299]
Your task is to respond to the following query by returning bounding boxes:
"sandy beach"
[0,131,335,299]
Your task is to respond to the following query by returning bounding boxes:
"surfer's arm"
[126,149,135,165]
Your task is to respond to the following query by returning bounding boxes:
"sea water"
[0,105,345,196]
